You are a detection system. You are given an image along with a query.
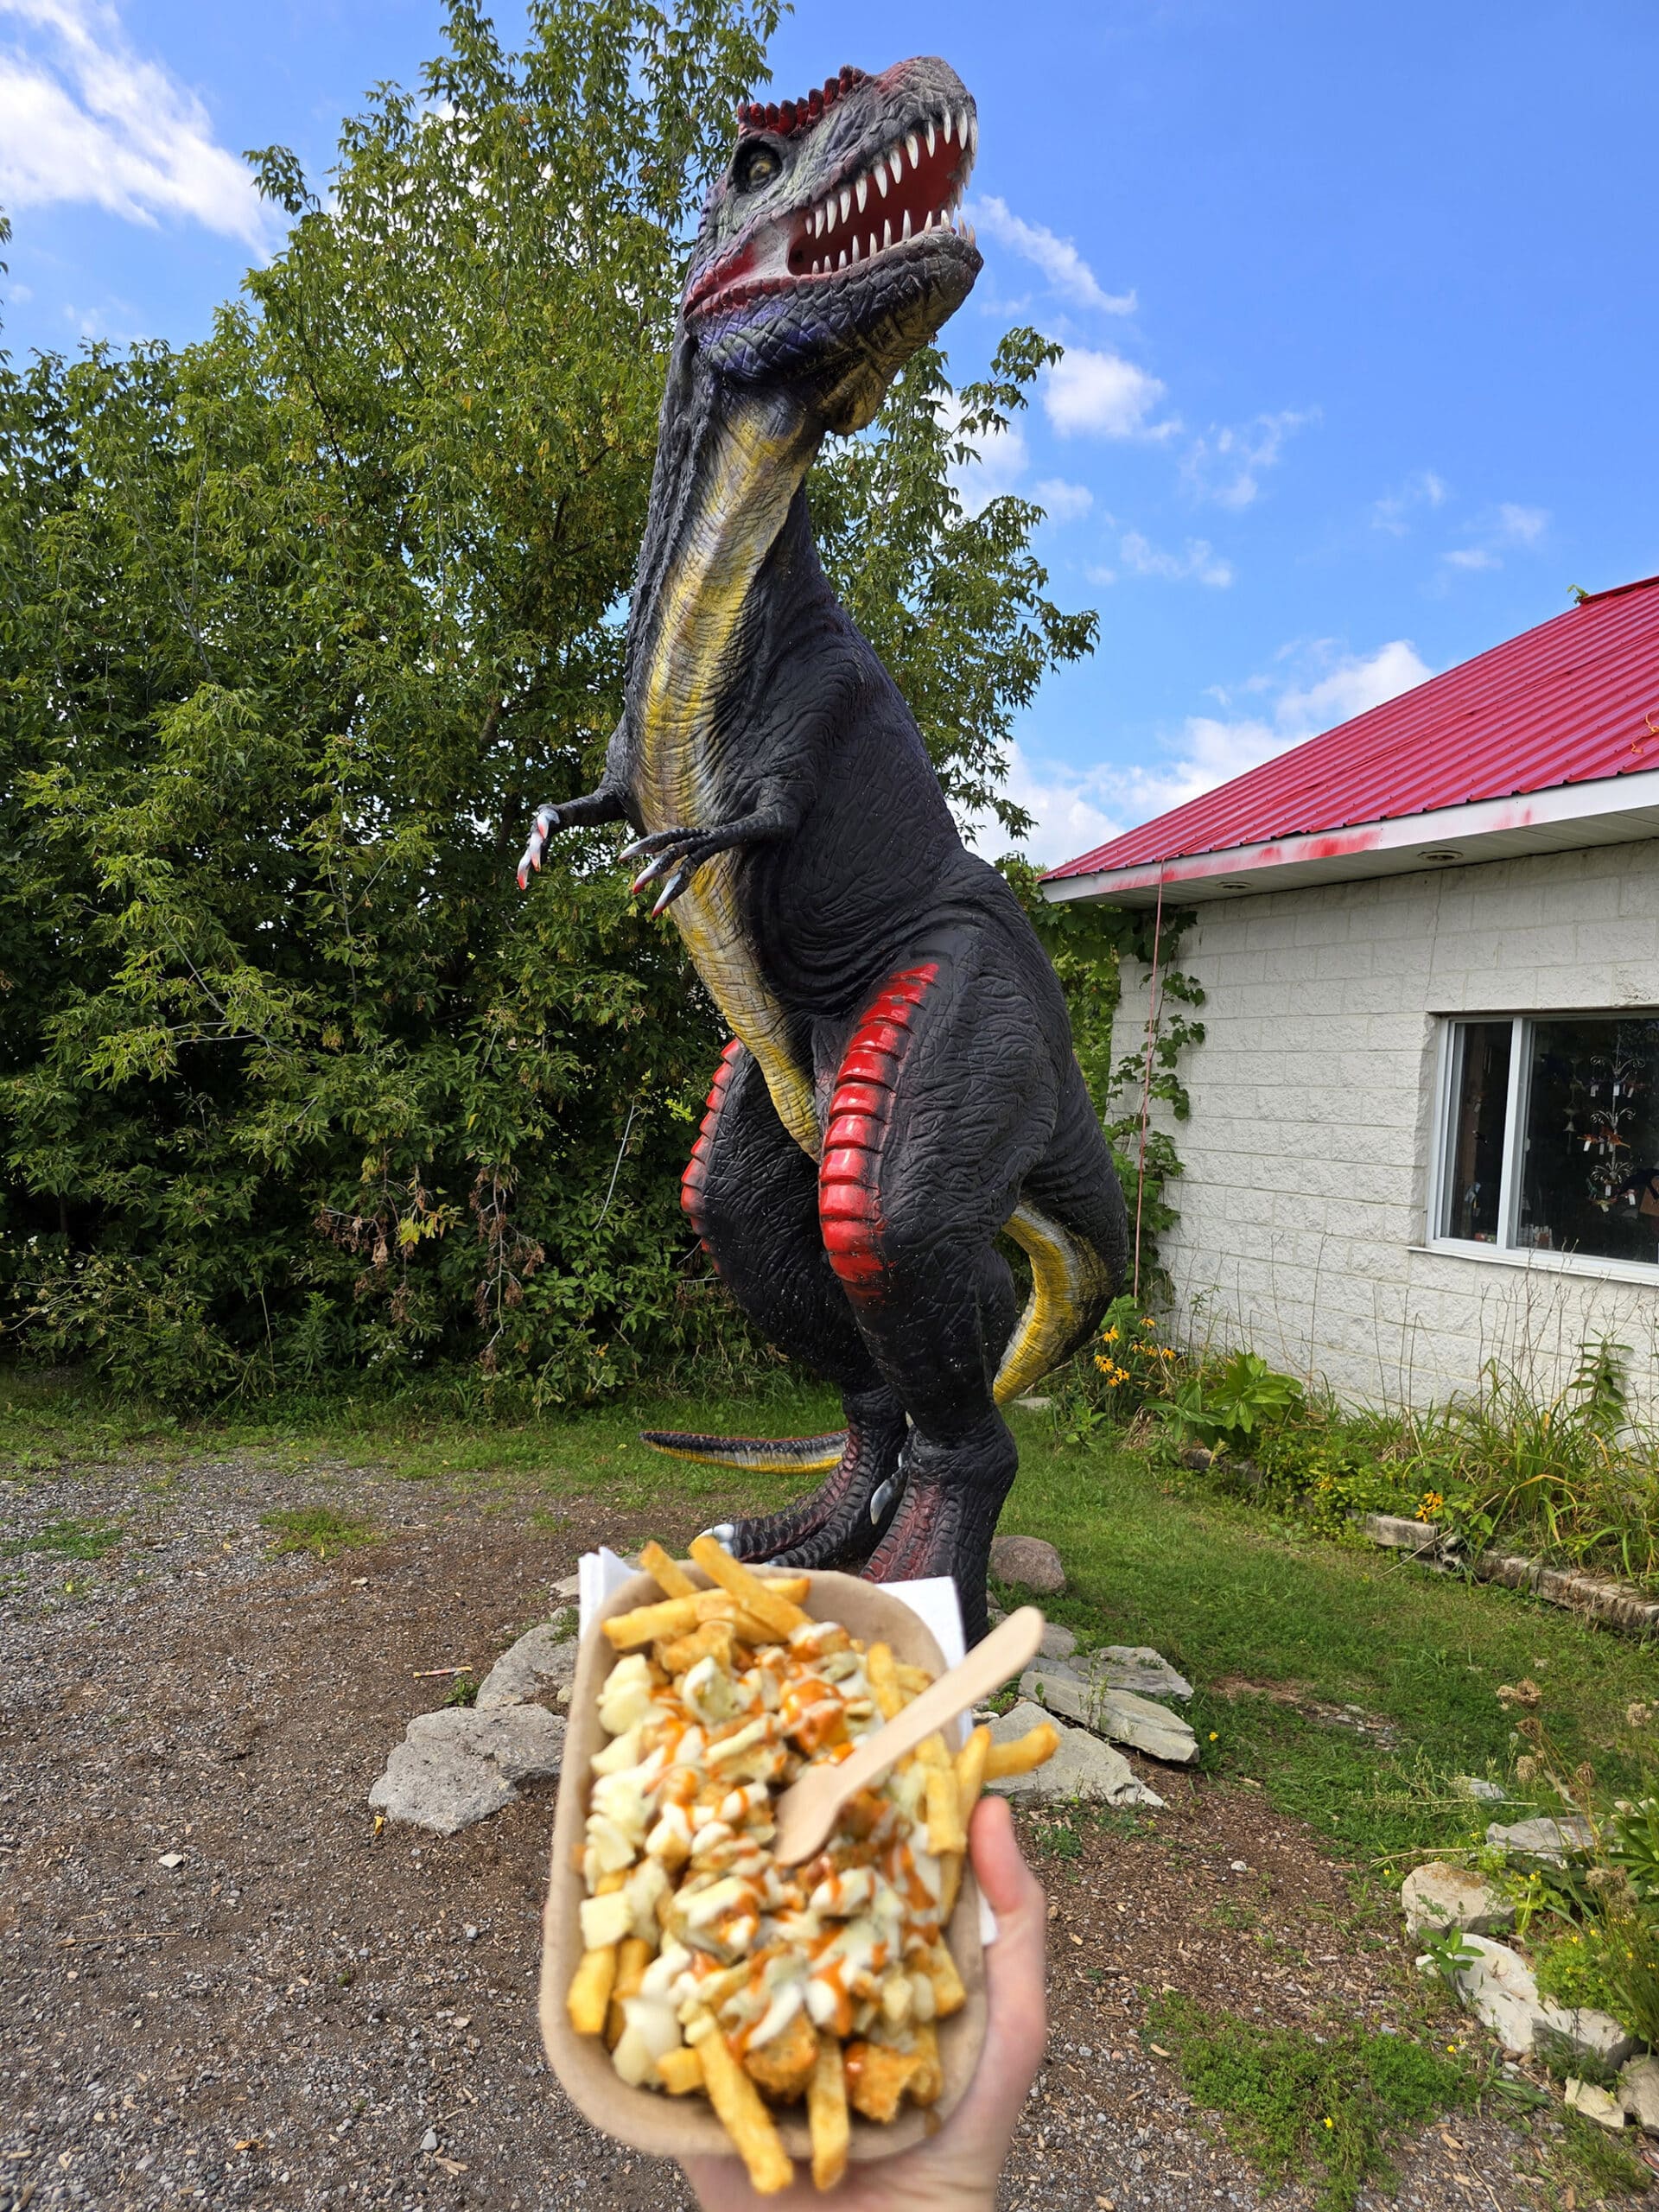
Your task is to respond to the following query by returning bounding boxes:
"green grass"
[259,1505,380,1560]
[0,1514,124,1560]
[1144,1993,1478,2212]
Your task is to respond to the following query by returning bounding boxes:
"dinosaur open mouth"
[787,105,976,278]
[685,105,977,319]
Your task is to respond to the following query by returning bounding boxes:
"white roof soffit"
[1040,768,1659,909]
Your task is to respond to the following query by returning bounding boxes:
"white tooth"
[925,118,937,156]
[850,233,861,261]
[906,130,920,168]
[942,111,954,145]
[968,112,978,153]
[882,216,892,248]
[901,208,912,239]
[874,162,889,198]
[838,248,847,268]
[811,258,820,274]
[888,149,904,183]
[839,186,851,223]
[855,175,868,212]
[869,232,879,257]
[957,107,969,149]
[968,223,976,246]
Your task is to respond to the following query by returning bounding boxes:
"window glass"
[1519,1016,1659,1262]
[1443,1021,1512,1242]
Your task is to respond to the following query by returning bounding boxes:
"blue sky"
[3,1,1656,865]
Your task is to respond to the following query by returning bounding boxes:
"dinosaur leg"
[677,1039,906,1568]
[820,943,1117,1643]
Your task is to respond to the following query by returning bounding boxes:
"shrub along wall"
[0,0,1111,1404]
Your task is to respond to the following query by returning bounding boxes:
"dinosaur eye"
[734,142,781,193]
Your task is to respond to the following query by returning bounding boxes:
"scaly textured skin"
[518,56,1128,1641]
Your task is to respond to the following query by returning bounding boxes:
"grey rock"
[1081,1646,1194,1703]
[985,1699,1164,1808]
[475,1626,578,1712]
[1014,1396,1053,1411]
[1484,1815,1596,1866]
[1039,1623,1078,1662]
[1618,2053,1659,2133]
[988,1535,1065,1594]
[1357,1510,1442,1554]
[420,2128,439,2153]
[1448,1775,1510,1803]
[1442,1936,1639,2067]
[553,1572,581,1599]
[406,1703,565,1783]
[1020,1666,1199,1765]
[1566,2079,1626,2131]
[1400,1861,1515,1938]
[369,1739,517,1837]
[370,1704,566,1834]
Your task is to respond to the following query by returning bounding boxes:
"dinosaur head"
[684,58,981,434]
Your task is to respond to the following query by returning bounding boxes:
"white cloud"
[1440,500,1550,575]
[1372,468,1448,535]
[1117,531,1233,588]
[0,0,270,245]
[1031,476,1093,523]
[969,195,1136,314]
[1043,346,1174,439]
[1179,410,1313,508]
[1497,502,1548,547]
[985,638,1434,868]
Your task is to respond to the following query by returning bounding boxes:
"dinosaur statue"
[518,56,1127,1642]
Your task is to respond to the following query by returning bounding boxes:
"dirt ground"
[0,1450,1609,2210]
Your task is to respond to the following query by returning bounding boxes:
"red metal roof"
[1043,575,1659,881]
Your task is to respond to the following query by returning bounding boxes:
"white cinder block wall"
[1107,839,1659,1411]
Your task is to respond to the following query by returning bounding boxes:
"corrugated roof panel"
[1043,575,1659,880]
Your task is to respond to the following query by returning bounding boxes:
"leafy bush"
[1166,1350,1306,1452]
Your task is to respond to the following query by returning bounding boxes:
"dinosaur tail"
[638,1428,848,1474]
[640,1200,1116,1476]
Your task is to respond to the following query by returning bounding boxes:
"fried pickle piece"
[742,2007,817,2103]
[843,2040,923,2124]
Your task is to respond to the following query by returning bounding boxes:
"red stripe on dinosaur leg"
[819,962,939,1303]
[681,1036,746,1256]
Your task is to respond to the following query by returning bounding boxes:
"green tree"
[0,0,1102,1403]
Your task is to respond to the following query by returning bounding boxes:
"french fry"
[690,1535,811,1641]
[985,1720,1060,1779]
[925,1765,966,1857]
[606,1935,652,2048]
[603,1595,702,1650]
[658,1618,737,1675]
[807,2032,849,2191]
[658,2044,704,2095]
[908,2021,943,2107]
[639,1540,698,1600]
[566,1943,617,2037]
[921,1939,966,2019]
[742,2008,817,2101]
[865,1642,905,1720]
[894,1662,932,1699]
[843,2040,922,2124]
[939,1723,991,1919]
[689,2012,795,2196]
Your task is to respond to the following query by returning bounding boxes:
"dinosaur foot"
[708,1397,907,1571]
[860,1415,1018,1648]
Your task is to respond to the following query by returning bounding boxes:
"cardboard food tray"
[538,1564,988,2164]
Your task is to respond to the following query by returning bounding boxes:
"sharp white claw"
[869,1478,897,1528]
[701,1523,736,1552]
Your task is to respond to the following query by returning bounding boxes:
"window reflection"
[1520,1017,1659,1262]
[1444,1021,1512,1242]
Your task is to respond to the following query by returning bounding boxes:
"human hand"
[680,1792,1046,2211]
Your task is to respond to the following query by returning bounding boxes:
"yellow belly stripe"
[636,410,820,1158]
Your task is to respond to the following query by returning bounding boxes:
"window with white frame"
[1433,1014,1659,1266]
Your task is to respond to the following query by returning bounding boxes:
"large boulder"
[1019,1663,1198,1765]
[989,1535,1066,1594]
[369,1703,566,1835]
[1436,1936,1639,2068]
[1400,1862,1515,1938]
[475,1624,578,1711]
[985,1699,1163,1808]
[1484,1815,1595,1867]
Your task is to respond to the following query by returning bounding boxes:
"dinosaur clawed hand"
[516,802,563,888]
[621,824,730,915]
